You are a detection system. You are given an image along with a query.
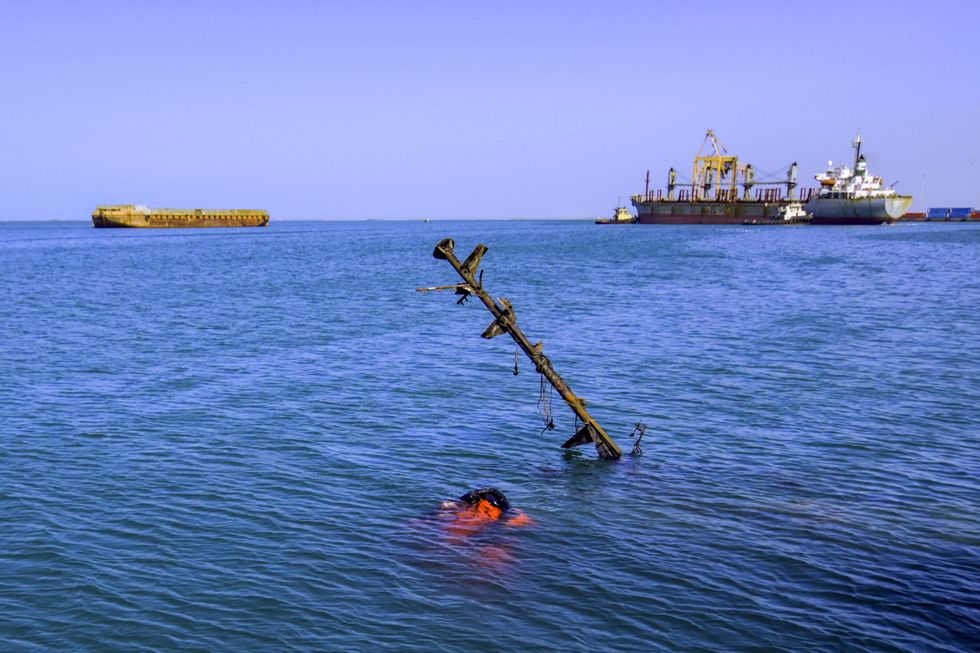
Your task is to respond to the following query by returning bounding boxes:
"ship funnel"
[787,162,798,200]
[855,155,867,175]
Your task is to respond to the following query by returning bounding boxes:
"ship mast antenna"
[428,239,625,460]
[852,130,863,169]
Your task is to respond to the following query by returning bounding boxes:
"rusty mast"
[429,238,623,460]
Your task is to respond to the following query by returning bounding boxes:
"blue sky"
[0,0,976,220]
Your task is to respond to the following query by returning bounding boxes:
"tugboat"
[805,133,913,225]
[743,202,810,225]
[594,206,636,224]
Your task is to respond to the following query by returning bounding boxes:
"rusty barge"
[92,205,269,228]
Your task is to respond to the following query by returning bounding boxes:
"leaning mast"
[429,239,623,460]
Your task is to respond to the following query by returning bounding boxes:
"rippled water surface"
[2,220,979,652]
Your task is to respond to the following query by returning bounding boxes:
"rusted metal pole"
[432,238,622,460]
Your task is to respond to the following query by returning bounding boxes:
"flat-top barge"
[92,205,269,228]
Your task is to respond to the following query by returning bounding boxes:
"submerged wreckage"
[421,238,646,460]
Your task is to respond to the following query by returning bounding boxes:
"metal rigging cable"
[537,373,555,434]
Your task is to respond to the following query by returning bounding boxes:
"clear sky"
[0,0,977,220]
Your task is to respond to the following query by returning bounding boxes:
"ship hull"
[805,196,913,226]
[631,199,799,225]
[92,208,269,228]
[93,216,269,228]
[594,218,636,225]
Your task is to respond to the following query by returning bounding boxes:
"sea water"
[1,220,978,652]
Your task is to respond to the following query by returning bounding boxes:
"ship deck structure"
[805,134,913,225]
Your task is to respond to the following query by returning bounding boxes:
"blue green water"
[2,220,978,652]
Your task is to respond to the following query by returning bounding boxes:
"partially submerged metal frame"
[430,238,622,460]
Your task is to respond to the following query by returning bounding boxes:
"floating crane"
[424,239,629,460]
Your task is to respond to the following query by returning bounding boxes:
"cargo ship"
[92,205,270,228]
[805,134,912,225]
[630,130,814,225]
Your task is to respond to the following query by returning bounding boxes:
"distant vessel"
[805,134,912,225]
[631,130,813,224]
[743,202,810,225]
[92,205,269,228]
[594,206,635,224]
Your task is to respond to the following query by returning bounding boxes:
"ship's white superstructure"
[805,133,912,224]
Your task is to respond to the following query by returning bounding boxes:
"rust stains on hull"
[92,205,269,228]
